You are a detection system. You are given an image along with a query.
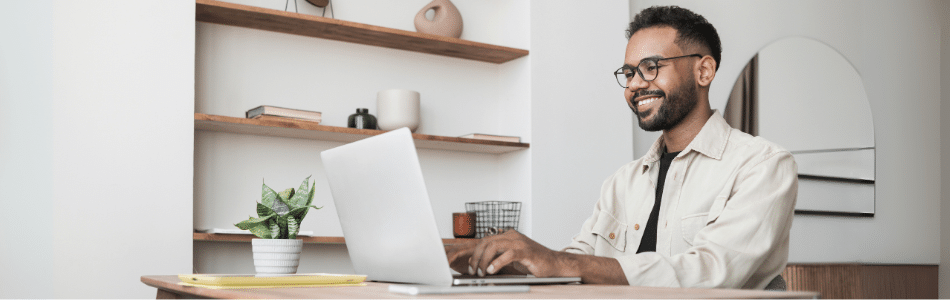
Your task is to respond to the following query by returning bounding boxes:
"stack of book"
[246,105,322,123]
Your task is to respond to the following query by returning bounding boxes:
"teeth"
[638,97,660,107]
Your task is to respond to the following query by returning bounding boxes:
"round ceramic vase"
[251,238,304,275]
[414,0,463,38]
[376,89,420,132]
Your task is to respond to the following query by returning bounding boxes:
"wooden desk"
[141,275,819,299]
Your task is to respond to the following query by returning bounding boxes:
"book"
[246,105,322,123]
[178,273,367,289]
[459,133,521,143]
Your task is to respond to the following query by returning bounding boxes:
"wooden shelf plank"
[195,0,529,64]
[195,113,529,154]
[193,233,476,245]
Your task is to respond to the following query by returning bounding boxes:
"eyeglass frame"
[614,54,703,88]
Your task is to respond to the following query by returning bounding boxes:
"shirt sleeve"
[561,172,617,255]
[617,150,798,289]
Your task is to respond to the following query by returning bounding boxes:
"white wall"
[940,1,949,297]
[194,0,535,274]
[0,0,194,298]
[630,0,941,264]
[529,1,633,248]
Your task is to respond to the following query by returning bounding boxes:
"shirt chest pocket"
[681,196,727,246]
[591,211,627,252]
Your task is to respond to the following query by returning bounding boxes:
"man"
[446,5,797,289]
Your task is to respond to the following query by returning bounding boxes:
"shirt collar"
[639,110,731,172]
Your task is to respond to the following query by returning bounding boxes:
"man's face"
[624,26,698,132]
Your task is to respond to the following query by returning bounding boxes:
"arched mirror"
[724,37,874,216]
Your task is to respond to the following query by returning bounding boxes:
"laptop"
[320,128,580,291]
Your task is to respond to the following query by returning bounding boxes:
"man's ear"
[696,56,716,87]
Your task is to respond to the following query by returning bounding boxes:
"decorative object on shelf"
[246,105,322,123]
[303,0,334,18]
[196,0,528,64]
[195,114,530,154]
[465,201,522,239]
[452,212,476,238]
[347,108,378,130]
[459,133,521,143]
[304,0,328,8]
[376,89,420,132]
[234,176,322,275]
[414,0,463,38]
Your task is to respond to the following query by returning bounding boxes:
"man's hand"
[445,230,630,284]
[446,230,564,277]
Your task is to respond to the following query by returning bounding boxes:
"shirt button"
[634,224,640,230]
[609,233,616,239]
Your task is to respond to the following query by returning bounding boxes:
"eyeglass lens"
[616,60,659,88]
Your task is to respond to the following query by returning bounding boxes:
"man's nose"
[627,73,650,93]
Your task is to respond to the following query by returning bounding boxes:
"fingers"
[468,238,488,275]
[469,234,506,276]
[476,240,503,276]
[446,243,476,274]
[486,250,516,275]
[463,231,538,277]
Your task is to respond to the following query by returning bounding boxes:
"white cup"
[377,89,420,132]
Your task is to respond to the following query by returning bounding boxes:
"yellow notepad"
[178,273,367,289]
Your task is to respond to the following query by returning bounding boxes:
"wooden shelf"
[195,0,529,64]
[195,113,529,154]
[193,233,476,245]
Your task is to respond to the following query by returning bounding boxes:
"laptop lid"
[321,128,581,287]
[321,128,454,286]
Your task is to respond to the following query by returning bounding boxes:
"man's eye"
[646,66,659,71]
[624,72,635,78]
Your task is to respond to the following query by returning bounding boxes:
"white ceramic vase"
[377,89,420,132]
[252,238,303,275]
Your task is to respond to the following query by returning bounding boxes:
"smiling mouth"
[637,96,661,109]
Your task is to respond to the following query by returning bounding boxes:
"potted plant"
[235,176,320,275]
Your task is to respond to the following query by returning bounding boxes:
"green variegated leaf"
[234,215,274,230]
[277,216,289,239]
[262,182,278,208]
[298,175,311,191]
[257,202,276,218]
[287,205,314,218]
[278,187,294,201]
[271,196,291,216]
[247,222,272,239]
[291,205,321,222]
[307,181,315,206]
[287,216,299,239]
[289,176,311,208]
[270,222,280,239]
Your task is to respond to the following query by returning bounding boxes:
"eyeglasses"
[614,54,702,88]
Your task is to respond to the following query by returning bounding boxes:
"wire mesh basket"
[465,201,522,238]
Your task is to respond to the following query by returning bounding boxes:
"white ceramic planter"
[251,238,303,275]
[377,89,420,132]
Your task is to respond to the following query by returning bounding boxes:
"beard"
[632,79,698,132]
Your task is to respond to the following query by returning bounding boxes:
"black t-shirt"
[636,149,680,254]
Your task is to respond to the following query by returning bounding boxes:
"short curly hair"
[627,6,721,71]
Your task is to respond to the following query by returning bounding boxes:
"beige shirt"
[563,111,797,289]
